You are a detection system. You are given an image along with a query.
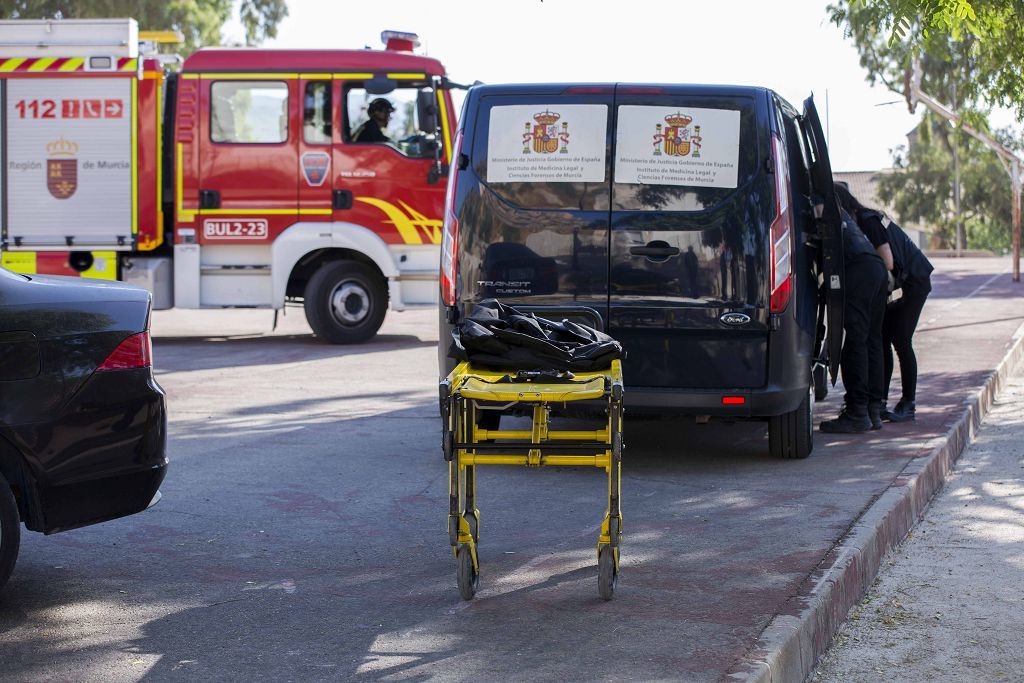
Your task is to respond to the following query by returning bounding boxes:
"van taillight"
[769,134,793,313]
[97,331,152,371]
[440,130,463,306]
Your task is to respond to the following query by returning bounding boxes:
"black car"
[439,83,843,459]
[0,267,167,591]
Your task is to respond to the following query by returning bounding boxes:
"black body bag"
[448,299,623,372]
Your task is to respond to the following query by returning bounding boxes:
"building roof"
[833,169,927,232]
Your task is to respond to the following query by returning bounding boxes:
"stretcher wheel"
[457,544,478,600]
[598,546,616,601]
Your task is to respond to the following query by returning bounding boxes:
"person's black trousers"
[841,256,888,415]
[883,280,931,403]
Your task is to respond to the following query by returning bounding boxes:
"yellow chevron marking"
[0,58,26,72]
[355,197,442,245]
[59,58,84,71]
[28,58,57,71]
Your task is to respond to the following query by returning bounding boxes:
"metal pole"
[954,122,963,255]
[1013,160,1021,282]
[952,83,963,256]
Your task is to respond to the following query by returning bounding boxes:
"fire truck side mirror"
[417,90,438,134]
[365,75,396,95]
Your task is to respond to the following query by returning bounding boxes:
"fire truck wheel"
[304,261,387,344]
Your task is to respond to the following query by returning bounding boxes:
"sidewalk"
[812,371,1024,682]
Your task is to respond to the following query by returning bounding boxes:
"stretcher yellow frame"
[440,359,624,600]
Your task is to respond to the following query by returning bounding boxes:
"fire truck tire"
[304,261,388,344]
[0,471,20,594]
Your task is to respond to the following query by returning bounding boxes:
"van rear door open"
[608,87,769,389]
[800,96,844,384]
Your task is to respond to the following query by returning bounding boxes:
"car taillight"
[769,134,793,313]
[97,331,152,371]
[440,130,463,307]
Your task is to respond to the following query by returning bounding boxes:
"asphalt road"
[1,257,1021,682]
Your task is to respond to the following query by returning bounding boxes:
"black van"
[439,83,843,459]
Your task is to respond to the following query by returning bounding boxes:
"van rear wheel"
[768,385,813,459]
[0,472,20,594]
[304,261,387,344]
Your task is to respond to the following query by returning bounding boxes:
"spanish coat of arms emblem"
[522,110,570,154]
[653,113,702,157]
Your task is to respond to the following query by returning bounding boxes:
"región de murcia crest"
[46,137,78,199]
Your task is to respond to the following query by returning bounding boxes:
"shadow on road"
[153,333,436,373]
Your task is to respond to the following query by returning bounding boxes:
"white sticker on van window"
[487,104,607,183]
[614,106,741,188]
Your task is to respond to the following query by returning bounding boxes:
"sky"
[225,0,1019,172]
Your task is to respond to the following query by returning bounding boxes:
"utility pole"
[906,60,1023,281]
[952,83,963,256]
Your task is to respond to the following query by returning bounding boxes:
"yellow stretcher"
[440,359,624,600]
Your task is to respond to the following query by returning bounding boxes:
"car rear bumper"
[5,368,168,533]
[39,463,167,533]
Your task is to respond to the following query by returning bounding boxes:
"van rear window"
[473,99,611,211]
[612,98,758,211]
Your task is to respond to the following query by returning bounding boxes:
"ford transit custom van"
[439,83,844,459]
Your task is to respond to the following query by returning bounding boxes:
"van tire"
[0,472,20,593]
[304,261,387,344]
[768,386,813,459]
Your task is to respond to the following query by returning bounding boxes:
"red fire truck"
[0,19,458,343]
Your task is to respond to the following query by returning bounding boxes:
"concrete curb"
[730,321,1024,683]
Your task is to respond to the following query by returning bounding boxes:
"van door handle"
[630,244,680,258]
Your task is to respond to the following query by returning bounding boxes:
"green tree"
[0,0,288,54]
[878,116,1018,250]
[829,1,1024,119]
[830,0,1021,251]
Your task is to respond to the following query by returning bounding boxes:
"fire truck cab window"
[345,85,436,159]
[303,81,331,144]
[210,81,289,144]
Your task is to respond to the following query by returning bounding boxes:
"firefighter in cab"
[353,98,395,143]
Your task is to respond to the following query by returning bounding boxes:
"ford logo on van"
[720,312,751,326]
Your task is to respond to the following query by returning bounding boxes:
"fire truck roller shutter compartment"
[5,78,134,250]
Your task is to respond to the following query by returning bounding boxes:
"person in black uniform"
[835,184,934,422]
[820,195,889,433]
[352,98,395,143]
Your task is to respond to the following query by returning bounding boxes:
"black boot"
[868,403,884,431]
[820,408,872,434]
[882,400,916,422]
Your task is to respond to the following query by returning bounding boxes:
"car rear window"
[612,97,759,212]
[472,97,611,211]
